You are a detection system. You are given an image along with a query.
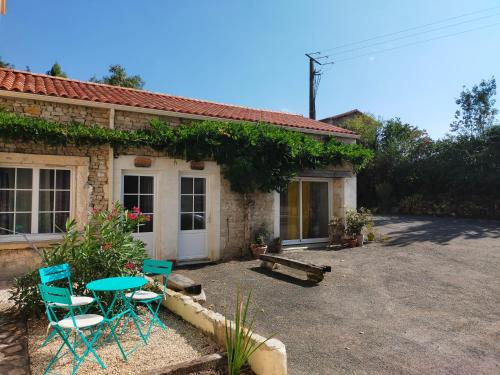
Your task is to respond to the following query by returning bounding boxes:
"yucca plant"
[225,288,273,375]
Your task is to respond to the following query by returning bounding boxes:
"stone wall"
[0,96,109,127]
[219,178,275,259]
[114,110,181,130]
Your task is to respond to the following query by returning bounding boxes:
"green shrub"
[345,208,372,236]
[9,203,148,317]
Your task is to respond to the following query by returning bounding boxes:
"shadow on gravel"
[375,215,500,247]
[250,267,318,288]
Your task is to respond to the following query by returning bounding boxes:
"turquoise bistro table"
[86,276,148,359]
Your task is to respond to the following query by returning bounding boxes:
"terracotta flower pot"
[355,234,365,247]
[250,244,268,259]
[346,238,358,248]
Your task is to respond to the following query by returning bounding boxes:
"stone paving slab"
[0,282,30,375]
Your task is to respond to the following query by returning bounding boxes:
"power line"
[311,6,499,54]
[333,21,500,63]
[326,12,500,58]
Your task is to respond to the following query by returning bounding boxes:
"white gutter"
[0,90,359,139]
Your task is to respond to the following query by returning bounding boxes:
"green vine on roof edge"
[0,109,373,194]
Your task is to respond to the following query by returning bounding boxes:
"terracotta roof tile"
[0,68,355,136]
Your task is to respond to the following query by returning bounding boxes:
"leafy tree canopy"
[90,64,145,89]
[337,113,382,149]
[0,56,14,69]
[451,77,497,139]
[377,118,432,160]
[46,62,67,78]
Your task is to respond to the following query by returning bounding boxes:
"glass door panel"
[301,181,329,239]
[280,181,300,241]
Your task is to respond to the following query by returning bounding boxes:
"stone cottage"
[0,68,358,278]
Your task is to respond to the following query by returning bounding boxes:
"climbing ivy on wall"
[0,110,373,194]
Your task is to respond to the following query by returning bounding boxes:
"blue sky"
[1,0,499,138]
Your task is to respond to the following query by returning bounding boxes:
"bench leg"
[261,261,278,270]
[306,272,324,283]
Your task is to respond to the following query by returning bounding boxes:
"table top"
[87,276,147,292]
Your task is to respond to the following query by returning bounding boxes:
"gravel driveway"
[181,215,500,375]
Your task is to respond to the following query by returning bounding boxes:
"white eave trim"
[0,90,359,139]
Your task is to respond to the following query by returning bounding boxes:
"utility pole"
[305,53,334,120]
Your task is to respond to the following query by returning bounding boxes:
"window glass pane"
[280,181,300,241]
[55,191,70,211]
[139,216,153,233]
[193,213,205,230]
[194,195,205,212]
[0,191,14,212]
[194,178,205,194]
[180,213,193,230]
[181,195,193,213]
[56,170,70,189]
[0,168,15,189]
[0,213,14,234]
[139,195,153,213]
[39,169,54,189]
[302,181,329,239]
[17,169,33,189]
[140,177,154,194]
[39,213,53,233]
[15,191,32,212]
[181,178,193,194]
[124,176,138,194]
[123,195,138,210]
[15,213,31,233]
[39,191,54,211]
[55,213,69,233]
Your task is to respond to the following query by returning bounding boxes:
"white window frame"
[179,176,207,232]
[121,173,155,233]
[0,164,74,243]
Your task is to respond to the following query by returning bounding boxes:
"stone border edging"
[162,289,287,375]
[146,352,226,375]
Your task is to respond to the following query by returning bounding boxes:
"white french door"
[178,176,208,260]
[280,179,331,245]
[122,174,156,258]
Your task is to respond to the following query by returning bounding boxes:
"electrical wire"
[326,12,500,58]
[333,21,500,63]
[312,6,499,54]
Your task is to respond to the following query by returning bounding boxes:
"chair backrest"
[38,284,73,323]
[143,259,173,292]
[39,263,73,294]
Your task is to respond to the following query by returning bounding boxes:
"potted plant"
[366,222,376,242]
[270,237,283,253]
[250,223,270,258]
[345,208,372,247]
[328,216,345,245]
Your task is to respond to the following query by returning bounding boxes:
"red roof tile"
[0,68,355,136]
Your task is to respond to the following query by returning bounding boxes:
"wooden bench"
[167,273,202,295]
[259,254,331,282]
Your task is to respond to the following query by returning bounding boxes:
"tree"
[338,113,382,149]
[451,77,497,138]
[46,62,67,78]
[90,65,144,89]
[0,56,14,69]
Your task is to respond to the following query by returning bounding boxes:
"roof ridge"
[0,68,305,117]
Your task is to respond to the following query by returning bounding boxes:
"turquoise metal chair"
[39,263,94,347]
[125,259,173,342]
[39,264,94,310]
[38,284,106,375]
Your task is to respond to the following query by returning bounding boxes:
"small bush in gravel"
[10,203,148,317]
